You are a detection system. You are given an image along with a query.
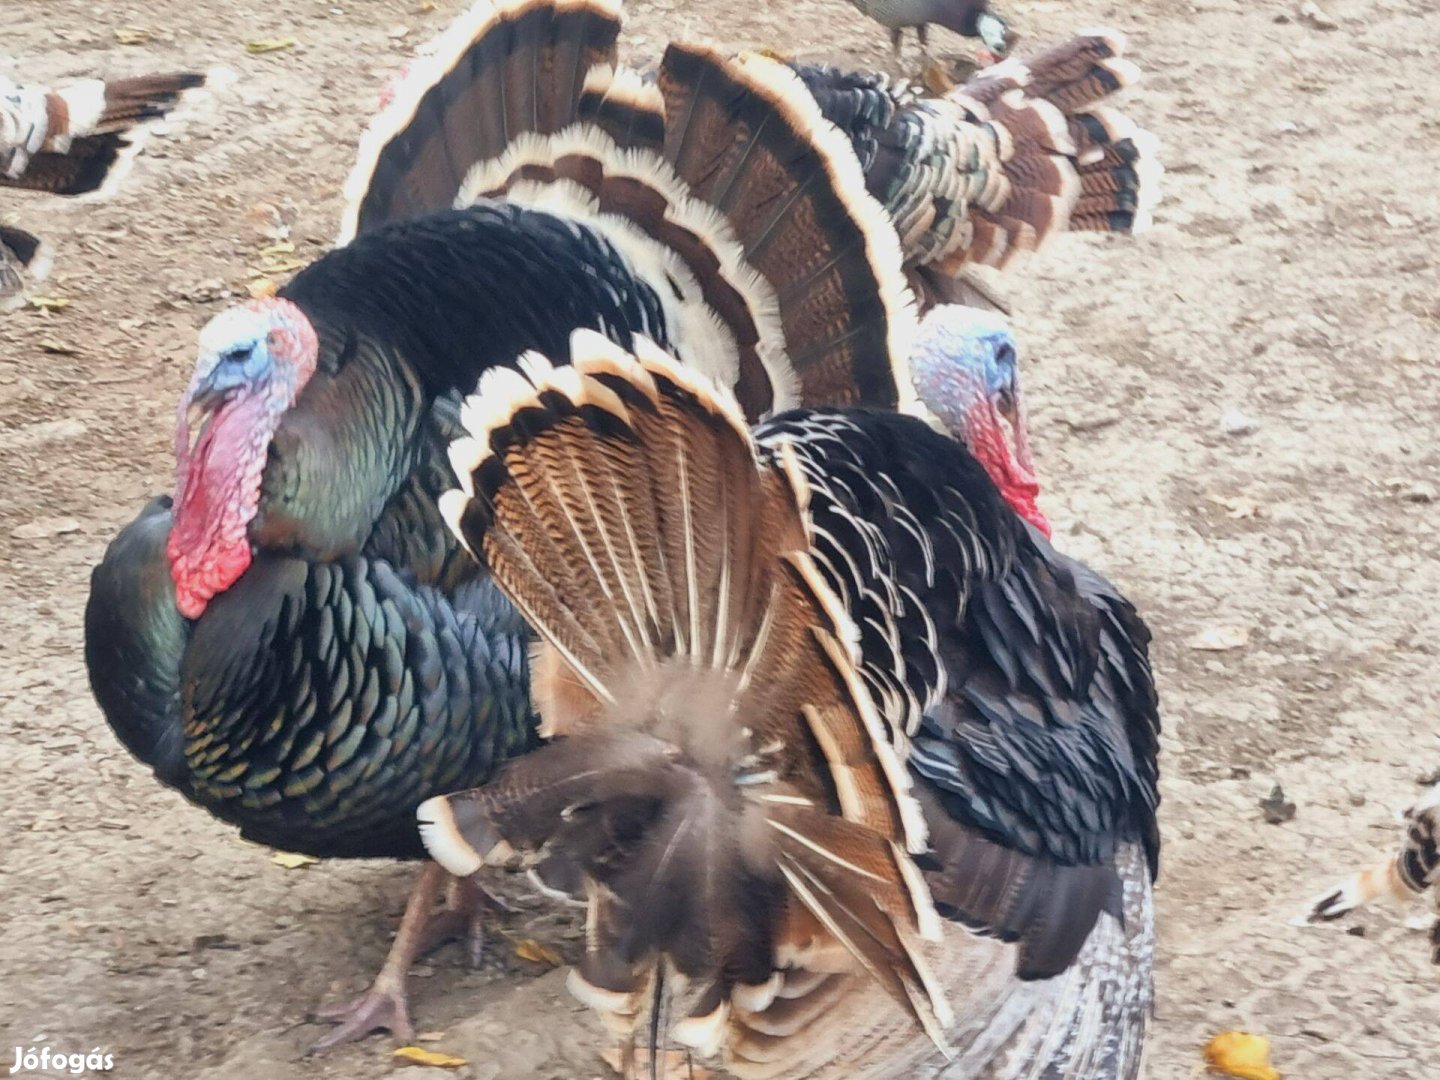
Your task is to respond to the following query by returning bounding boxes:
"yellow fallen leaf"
[257,240,295,257]
[247,277,278,299]
[270,851,318,869]
[114,27,152,45]
[513,938,562,967]
[28,296,71,311]
[1204,1031,1281,1080]
[246,36,296,54]
[392,1046,467,1068]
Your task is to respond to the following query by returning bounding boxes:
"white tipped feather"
[416,795,484,876]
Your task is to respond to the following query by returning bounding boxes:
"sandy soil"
[2,0,1438,1076]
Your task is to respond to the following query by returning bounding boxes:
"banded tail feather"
[1,70,206,195]
[340,0,917,420]
[421,328,949,1072]
[793,26,1160,283]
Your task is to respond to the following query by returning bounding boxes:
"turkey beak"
[996,380,1035,477]
[182,390,230,460]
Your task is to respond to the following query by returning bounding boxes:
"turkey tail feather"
[340,0,623,242]
[0,71,205,196]
[341,0,917,422]
[424,330,946,1070]
[657,46,916,412]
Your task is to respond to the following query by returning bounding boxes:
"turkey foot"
[308,861,501,1052]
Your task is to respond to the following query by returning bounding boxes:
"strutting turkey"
[1309,783,1440,962]
[422,327,1161,1078]
[1,69,205,308]
[85,0,922,1051]
[842,0,1016,65]
[792,30,1162,310]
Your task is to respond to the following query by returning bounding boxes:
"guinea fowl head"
[933,4,1017,62]
[909,305,1050,537]
[167,297,318,618]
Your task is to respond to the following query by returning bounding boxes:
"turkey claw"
[308,985,413,1052]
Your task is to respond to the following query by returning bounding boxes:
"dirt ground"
[2,0,1438,1075]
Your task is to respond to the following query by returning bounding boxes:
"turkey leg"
[308,860,502,1052]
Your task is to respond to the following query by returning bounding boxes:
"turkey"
[1308,783,1440,962]
[843,0,1015,65]
[422,327,1162,1078]
[86,0,921,1051]
[1,68,204,308]
[791,29,1162,309]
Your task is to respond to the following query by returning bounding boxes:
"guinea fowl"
[844,0,1015,65]
[421,327,1162,1078]
[86,0,920,1050]
[792,30,1162,309]
[1,68,204,308]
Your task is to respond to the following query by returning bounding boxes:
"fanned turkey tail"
[792,27,1160,293]
[419,329,949,1076]
[1,71,206,195]
[340,0,917,420]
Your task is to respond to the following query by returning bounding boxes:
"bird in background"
[1,68,205,308]
[1309,782,1440,962]
[845,0,1017,66]
[422,317,1161,1078]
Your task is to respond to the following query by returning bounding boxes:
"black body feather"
[757,409,1161,975]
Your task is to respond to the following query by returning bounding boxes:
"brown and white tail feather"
[920,28,1160,275]
[424,329,946,1073]
[1,71,205,196]
[342,0,917,421]
[340,0,624,241]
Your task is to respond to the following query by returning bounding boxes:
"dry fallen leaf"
[513,938,562,967]
[270,851,318,869]
[1204,1031,1281,1079]
[1205,494,1262,519]
[246,36,297,54]
[28,296,71,311]
[114,27,152,44]
[388,23,411,39]
[922,59,957,95]
[247,277,278,299]
[39,338,79,355]
[392,1046,467,1068]
[1187,625,1252,652]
